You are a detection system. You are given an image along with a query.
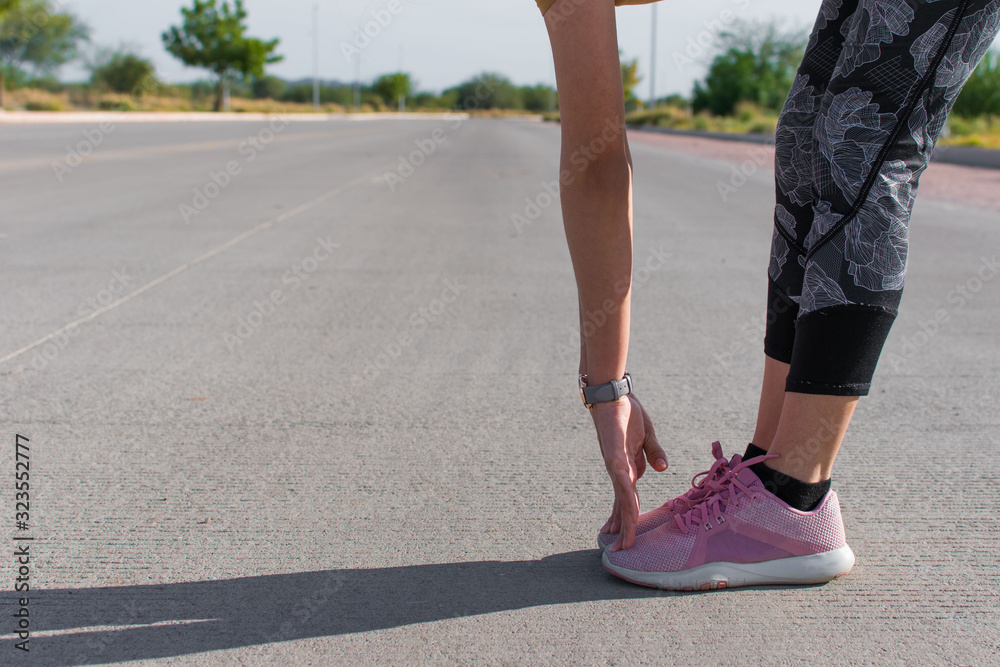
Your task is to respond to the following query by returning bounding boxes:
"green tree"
[409,91,448,109]
[251,74,286,100]
[373,72,411,111]
[521,84,557,112]
[282,83,351,106]
[0,0,89,106]
[692,20,805,116]
[90,47,157,95]
[953,50,1000,117]
[444,73,521,110]
[620,49,640,111]
[162,0,282,112]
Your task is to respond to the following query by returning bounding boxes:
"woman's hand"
[590,393,666,551]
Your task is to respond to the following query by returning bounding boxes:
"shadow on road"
[0,550,683,664]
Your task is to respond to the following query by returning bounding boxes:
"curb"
[627,124,1000,171]
[0,111,470,124]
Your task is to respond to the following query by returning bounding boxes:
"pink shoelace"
[674,453,779,534]
[671,441,738,512]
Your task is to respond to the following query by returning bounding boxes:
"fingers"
[601,497,620,534]
[591,397,656,551]
[610,490,638,551]
[607,457,639,551]
[632,394,667,472]
[643,424,668,472]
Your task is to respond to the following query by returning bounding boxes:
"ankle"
[763,454,827,484]
[749,459,830,512]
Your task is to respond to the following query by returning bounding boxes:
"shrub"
[97,98,134,111]
[91,51,157,94]
[25,98,64,111]
[953,51,1000,118]
[252,75,286,100]
[691,20,806,117]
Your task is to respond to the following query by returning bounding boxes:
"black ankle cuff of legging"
[785,304,897,397]
[763,278,799,363]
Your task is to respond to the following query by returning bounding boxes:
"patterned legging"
[766,0,1000,396]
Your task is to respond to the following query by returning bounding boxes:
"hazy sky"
[56,0,992,97]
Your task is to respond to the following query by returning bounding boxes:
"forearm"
[565,148,633,386]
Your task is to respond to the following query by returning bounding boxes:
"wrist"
[579,372,632,409]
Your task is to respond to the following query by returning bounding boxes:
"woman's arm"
[547,0,631,387]
[545,0,666,550]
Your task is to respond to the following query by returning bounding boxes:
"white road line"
[1,618,217,639]
[0,165,389,366]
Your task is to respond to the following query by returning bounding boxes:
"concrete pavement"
[0,116,998,665]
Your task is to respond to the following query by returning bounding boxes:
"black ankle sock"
[744,442,768,459]
[747,456,831,512]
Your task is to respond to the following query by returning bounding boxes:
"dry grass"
[0,87,539,116]
[2,88,393,114]
[4,88,1000,150]
[940,115,1000,149]
[625,102,779,134]
[3,88,69,111]
[548,105,1000,151]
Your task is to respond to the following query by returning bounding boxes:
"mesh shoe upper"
[605,455,847,573]
[598,441,736,549]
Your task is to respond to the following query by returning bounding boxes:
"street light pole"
[312,3,320,110]
[649,4,657,109]
[398,44,405,113]
[353,58,361,112]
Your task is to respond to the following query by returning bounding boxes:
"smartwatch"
[579,372,632,409]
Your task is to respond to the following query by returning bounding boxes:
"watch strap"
[582,373,632,406]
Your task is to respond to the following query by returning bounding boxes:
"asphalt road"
[0,116,998,665]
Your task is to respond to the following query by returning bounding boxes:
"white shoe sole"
[602,543,855,591]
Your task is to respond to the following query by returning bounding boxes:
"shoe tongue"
[734,464,764,490]
[729,453,743,467]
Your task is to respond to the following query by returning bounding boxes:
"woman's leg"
[750,355,789,451]
[604,0,1000,591]
[759,0,1000,486]
[751,0,860,455]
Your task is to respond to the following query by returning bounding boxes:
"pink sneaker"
[602,455,855,590]
[598,441,737,552]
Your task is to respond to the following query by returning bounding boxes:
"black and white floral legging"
[765,0,1000,395]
